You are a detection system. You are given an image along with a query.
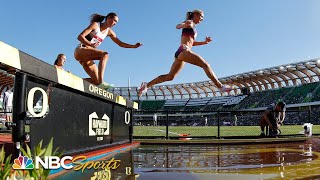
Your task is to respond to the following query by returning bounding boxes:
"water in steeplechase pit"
[52,138,320,180]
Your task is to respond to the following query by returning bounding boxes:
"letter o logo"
[124,111,130,124]
[27,87,49,117]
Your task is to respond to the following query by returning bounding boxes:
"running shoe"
[219,85,234,93]
[101,82,113,91]
[138,82,148,97]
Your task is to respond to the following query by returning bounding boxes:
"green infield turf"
[133,125,320,137]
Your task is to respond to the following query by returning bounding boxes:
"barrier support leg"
[12,72,27,158]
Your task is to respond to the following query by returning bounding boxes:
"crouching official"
[259,101,286,137]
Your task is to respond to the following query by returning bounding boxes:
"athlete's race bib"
[90,35,103,47]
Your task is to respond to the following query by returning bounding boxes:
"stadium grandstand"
[109,59,320,139]
[110,58,320,111]
[0,69,15,127]
[0,70,14,95]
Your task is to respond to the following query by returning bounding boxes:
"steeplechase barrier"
[0,41,138,157]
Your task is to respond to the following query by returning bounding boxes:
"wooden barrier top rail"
[0,41,138,109]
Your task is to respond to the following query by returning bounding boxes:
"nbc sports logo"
[12,156,34,169]
[12,155,73,170]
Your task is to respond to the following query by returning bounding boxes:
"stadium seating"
[138,81,320,113]
[139,100,166,111]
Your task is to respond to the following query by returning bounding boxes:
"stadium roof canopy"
[111,59,320,100]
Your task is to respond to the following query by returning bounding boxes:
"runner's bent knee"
[81,61,94,66]
[101,52,109,59]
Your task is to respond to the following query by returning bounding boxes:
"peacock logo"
[12,156,34,169]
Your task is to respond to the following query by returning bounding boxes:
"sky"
[1,0,320,87]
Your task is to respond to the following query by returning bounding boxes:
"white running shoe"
[219,85,234,93]
[138,82,148,97]
[101,82,113,90]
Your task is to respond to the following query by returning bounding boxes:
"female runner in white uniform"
[74,13,142,85]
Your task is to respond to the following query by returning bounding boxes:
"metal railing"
[133,108,317,139]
